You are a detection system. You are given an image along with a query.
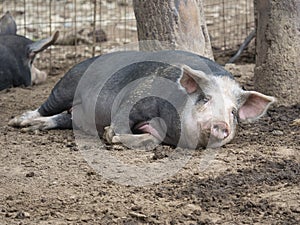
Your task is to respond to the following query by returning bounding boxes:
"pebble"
[66,142,75,147]
[291,119,300,126]
[80,215,90,222]
[66,215,78,221]
[272,130,284,136]
[129,211,147,219]
[131,205,142,211]
[185,204,202,214]
[15,211,30,219]
[6,195,13,201]
[25,172,35,177]
[290,206,300,213]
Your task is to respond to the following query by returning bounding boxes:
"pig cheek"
[223,114,237,145]
[182,106,201,145]
[193,103,212,128]
[30,68,37,84]
[191,105,212,138]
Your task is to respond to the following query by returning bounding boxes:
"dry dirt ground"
[0,61,299,225]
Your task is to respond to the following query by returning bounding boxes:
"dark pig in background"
[0,12,59,91]
[9,50,275,149]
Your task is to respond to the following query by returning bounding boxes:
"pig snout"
[202,121,230,140]
[211,122,230,140]
[31,65,47,85]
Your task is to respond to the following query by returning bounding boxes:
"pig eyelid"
[231,108,238,117]
[196,95,210,105]
[203,96,210,103]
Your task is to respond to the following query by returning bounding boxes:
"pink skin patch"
[239,92,275,121]
[201,120,230,140]
[134,122,163,141]
[180,76,198,94]
[211,122,230,140]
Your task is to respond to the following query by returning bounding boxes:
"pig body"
[0,35,34,89]
[0,12,58,91]
[9,50,275,148]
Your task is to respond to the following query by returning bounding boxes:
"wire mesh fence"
[204,0,255,63]
[1,0,255,69]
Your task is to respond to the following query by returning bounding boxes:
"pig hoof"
[111,135,121,144]
[19,117,56,131]
[103,126,116,144]
[111,134,160,150]
[8,110,40,127]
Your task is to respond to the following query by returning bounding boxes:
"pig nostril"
[213,125,219,130]
[211,123,230,139]
[222,128,229,138]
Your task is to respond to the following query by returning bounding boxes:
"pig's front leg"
[103,126,160,150]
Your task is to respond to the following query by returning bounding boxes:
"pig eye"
[203,97,210,103]
[196,95,210,105]
[231,108,238,117]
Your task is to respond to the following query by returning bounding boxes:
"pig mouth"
[199,131,224,148]
[199,129,211,147]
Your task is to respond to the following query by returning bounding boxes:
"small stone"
[6,195,13,201]
[80,215,90,222]
[290,206,300,213]
[15,211,30,219]
[272,130,284,136]
[71,146,79,151]
[66,215,78,221]
[113,144,126,151]
[5,213,13,218]
[155,192,163,198]
[129,211,147,219]
[25,172,35,177]
[291,119,300,126]
[186,204,202,213]
[131,205,142,211]
[66,142,74,147]
[86,171,96,176]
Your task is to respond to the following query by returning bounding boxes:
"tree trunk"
[133,0,214,60]
[254,0,300,106]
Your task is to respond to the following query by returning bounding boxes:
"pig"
[0,11,59,91]
[9,50,275,148]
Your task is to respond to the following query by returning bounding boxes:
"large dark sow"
[9,50,275,148]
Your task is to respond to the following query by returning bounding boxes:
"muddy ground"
[0,61,299,225]
[1,0,299,224]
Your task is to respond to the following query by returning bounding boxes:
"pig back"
[71,50,234,139]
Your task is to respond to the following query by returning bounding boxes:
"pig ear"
[179,65,210,94]
[0,11,17,35]
[238,91,276,122]
[27,31,59,59]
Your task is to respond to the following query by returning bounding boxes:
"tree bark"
[133,0,214,60]
[254,0,300,106]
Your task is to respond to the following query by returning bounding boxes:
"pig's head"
[179,65,275,148]
[0,11,59,86]
[26,31,59,85]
